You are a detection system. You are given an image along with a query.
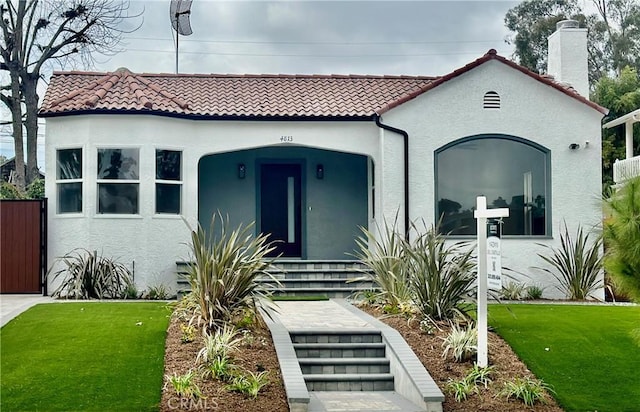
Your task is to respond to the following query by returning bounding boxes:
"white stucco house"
[40,21,608,299]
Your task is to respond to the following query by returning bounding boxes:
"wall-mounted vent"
[483,91,500,109]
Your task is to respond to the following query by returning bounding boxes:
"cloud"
[94,0,519,76]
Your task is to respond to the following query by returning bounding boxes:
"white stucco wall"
[45,59,605,299]
[380,59,604,299]
[45,116,381,293]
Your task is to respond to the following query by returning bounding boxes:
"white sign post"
[474,196,509,368]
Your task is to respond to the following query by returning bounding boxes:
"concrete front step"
[290,329,382,344]
[294,342,386,359]
[176,259,376,299]
[304,373,395,391]
[299,357,391,374]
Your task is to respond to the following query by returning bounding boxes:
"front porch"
[605,109,640,185]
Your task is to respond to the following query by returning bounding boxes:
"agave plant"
[536,222,603,300]
[48,248,133,299]
[184,213,279,331]
[353,216,413,310]
[407,221,476,321]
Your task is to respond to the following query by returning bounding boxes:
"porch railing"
[613,156,640,184]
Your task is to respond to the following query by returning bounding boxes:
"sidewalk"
[0,295,54,328]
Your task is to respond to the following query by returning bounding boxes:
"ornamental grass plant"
[536,222,603,300]
[183,214,279,331]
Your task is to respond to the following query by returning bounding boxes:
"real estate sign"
[487,219,502,290]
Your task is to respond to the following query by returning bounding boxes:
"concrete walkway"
[0,294,54,328]
[270,299,442,412]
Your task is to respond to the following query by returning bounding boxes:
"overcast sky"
[3,0,539,164]
[101,0,521,76]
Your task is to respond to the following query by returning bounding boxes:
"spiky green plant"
[536,222,603,300]
[165,370,204,399]
[441,322,477,362]
[498,377,554,406]
[353,215,413,309]
[184,214,279,330]
[226,371,270,399]
[48,248,133,299]
[446,377,477,402]
[197,324,243,364]
[604,176,640,302]
[500,281,526,300]
[407,221,476,321]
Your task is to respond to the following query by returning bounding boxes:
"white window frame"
[96,146,141,215]
[55,146,83,215]
[154,148,183,216]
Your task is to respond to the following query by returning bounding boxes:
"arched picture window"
[435,135,550,236]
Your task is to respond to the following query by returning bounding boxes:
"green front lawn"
[489,304,640,412]
[0,302,170,411]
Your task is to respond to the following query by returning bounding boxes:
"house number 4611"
[280,136,293,143]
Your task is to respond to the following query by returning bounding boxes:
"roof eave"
[38,109,374,122]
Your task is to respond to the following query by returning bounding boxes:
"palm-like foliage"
[536,223,603,300]
[353,217,413,308]
[184,214,278,331]
[407,224,476,321]
[354,217,476,322]
[48,248,133,299]
[604,176,640,302]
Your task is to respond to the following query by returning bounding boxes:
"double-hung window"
[155,149,182,214]
[56,148,83,213]
[97,148,140,214]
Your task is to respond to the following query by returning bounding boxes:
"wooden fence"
[0,199,47,294]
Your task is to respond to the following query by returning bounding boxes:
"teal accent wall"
[198,147,368,260]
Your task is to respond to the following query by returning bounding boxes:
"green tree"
[505,0,640,86]
[604,175,640,302]
[0,1,140,191]
[592,67,640,190]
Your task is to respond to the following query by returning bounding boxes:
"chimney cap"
[556,19,580,30]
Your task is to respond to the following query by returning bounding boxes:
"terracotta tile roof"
[39,50,607,119]
[39,67,438,118]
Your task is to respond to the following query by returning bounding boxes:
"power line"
[126,48,511,58]
[124,36,505,46]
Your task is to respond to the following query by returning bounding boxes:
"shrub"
[407,222,476,322]
[604,176,640,302]
[25,178,44,199]
[500,281,526,300]
[144,283,171,300]
[525,284,545,300]
[446,363,495,402]
[197,324,242,365]
[184,213,279,330]
[0,181,23,199]
[441,323,477,362]
[536,222,603,300]
[165,370,204,399]
[122,282,140,299]
[226,371,270,399]
[48,248,133,299]
[498,376,554,406]
[353,216,413,309]
[180,324,196,343]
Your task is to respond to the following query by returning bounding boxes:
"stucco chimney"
[547,19,589,99]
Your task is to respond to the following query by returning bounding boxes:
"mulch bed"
[160,316,288,411]
[161,305,563,411]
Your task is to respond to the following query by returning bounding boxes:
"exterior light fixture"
[316,164,324,179]
[568,143,580,150]
[238,163,246,179]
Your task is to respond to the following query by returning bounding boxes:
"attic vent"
[483,91,500,109]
